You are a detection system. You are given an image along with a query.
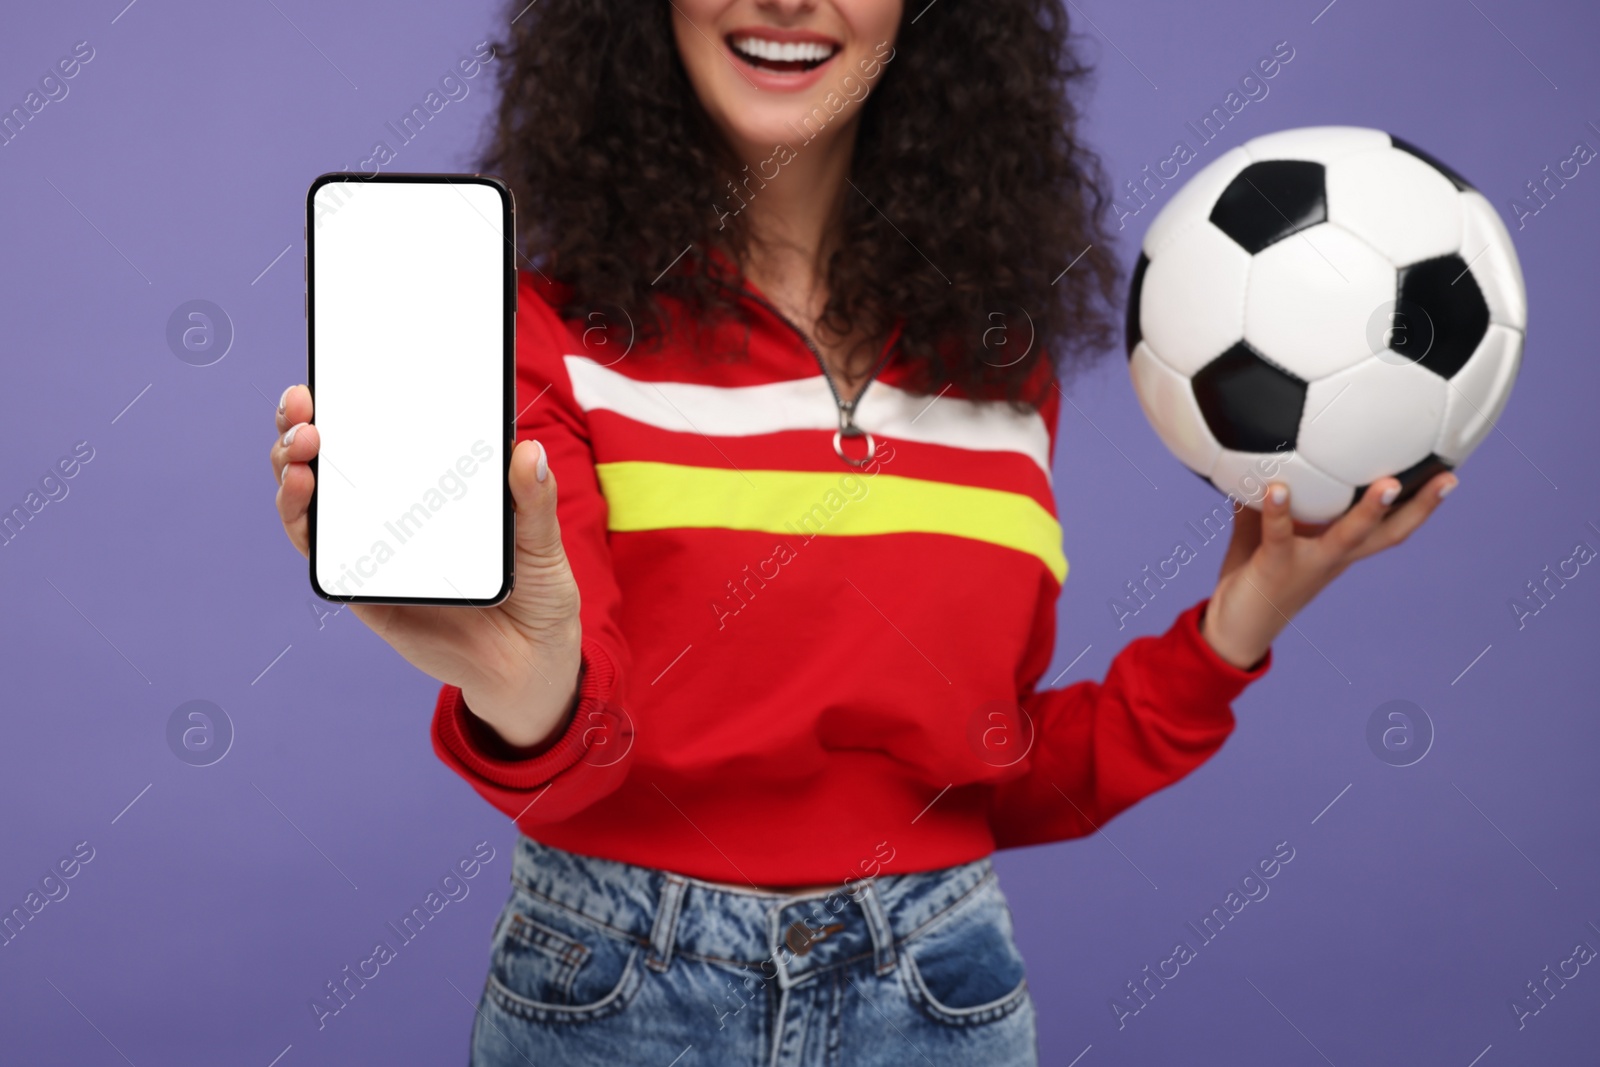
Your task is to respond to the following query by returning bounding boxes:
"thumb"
[510,439,564,564]
[1258,480,1295,566]
[1219,500,1260,578]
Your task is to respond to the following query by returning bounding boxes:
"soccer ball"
[1126,125,1527,524]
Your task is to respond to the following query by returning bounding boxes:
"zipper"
[732,285,895,468]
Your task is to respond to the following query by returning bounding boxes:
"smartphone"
[305,172,515,605]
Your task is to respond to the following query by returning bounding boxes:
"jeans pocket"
[486,887,644,1024]
[900,879,1030,1027]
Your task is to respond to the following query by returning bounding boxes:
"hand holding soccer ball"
[1126,126,1526,666]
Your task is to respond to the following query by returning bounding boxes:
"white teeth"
[730,36,836,65]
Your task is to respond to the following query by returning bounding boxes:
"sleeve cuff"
[1142,597,1272,730]
[1182,596,1273,684]
[431,636,618,792]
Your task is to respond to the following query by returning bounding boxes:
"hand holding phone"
[269,173,582,750]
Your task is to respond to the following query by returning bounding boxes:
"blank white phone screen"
[311,179,507,601]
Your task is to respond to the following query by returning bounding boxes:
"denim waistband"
[508,835,995,991]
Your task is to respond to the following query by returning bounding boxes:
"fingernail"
[280,462,292,486]
[534,441,549,483]
[1438,477,1458,499]
[1270,484,1287,506]
[1380,483,1400,506]
[278,386,291,414]
[282,424,300,447]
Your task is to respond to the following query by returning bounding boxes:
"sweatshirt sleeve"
[986,379,1272,849]
[987,596,1270,849]
[430,273,635,824]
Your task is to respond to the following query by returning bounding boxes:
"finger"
[1219,498,1261,576]
[274,384,313,435]
[1319,477,1400,559]
[274,422,319,558]
[1349,471,1458,562]
[510,439,564,564]
[1257,481,1296,565]
[273,385,291,434]
[276,461,314,557]
[270,421,321,486]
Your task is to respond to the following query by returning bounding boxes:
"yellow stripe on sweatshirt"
[595,461,1067,583]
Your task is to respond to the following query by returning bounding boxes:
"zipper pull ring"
[832,406,877,468]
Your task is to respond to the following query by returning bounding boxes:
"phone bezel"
[304,171,517,607]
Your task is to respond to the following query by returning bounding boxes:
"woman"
[270,1,1455,1062]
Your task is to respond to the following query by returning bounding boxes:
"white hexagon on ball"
[1297,356,1448,486]
[1138,222,1252,378]
[1244,221,1396,381]
[1437,324,1523,464]
[1459,191,1528,330]
[1326,148,1463,267]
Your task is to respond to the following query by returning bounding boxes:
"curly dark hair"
[476,0,1121,407]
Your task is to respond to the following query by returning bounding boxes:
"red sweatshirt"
[431,271,1272,887]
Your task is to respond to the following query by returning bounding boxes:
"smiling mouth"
[726,34,841,74]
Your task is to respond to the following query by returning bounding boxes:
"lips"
[726,31,842,74]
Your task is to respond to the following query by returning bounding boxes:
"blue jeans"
[469,835,1038,1066]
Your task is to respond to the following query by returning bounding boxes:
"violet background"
[2,1,1597,1064]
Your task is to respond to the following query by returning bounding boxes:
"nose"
[754,0,821,21]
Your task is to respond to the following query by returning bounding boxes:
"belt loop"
[646,873,688,973]
[854,879,898,976]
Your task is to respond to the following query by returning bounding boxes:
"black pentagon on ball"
[1351,453,1454,513]
[1396,255,1490,379]
[1389,134,1475,192]
[1125,252,1149,358]
[1209,160,1328,254]
[1191,341,1309,452]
